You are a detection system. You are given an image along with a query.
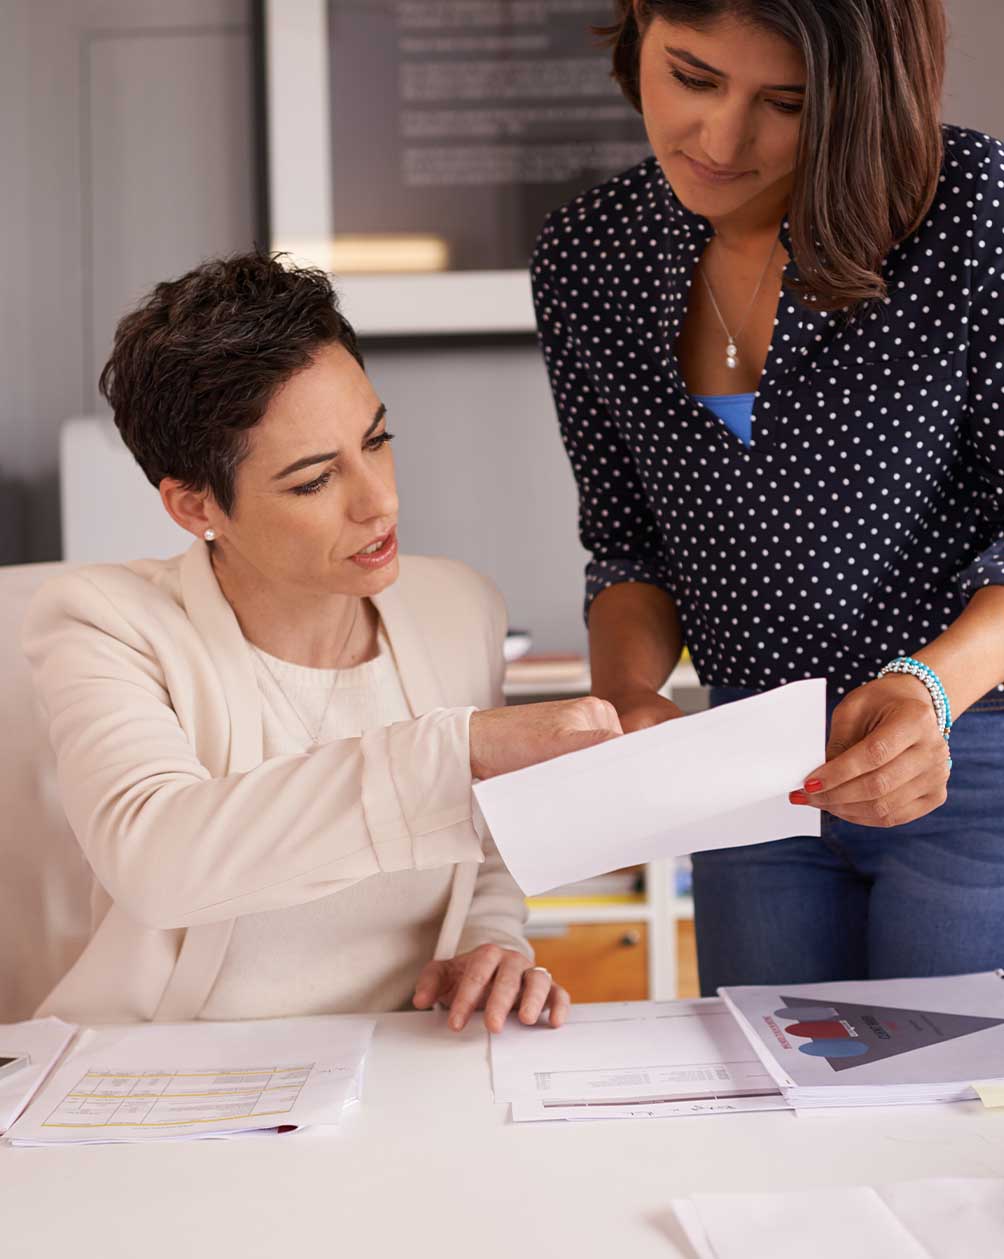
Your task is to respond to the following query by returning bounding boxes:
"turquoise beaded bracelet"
[876,656,953,768]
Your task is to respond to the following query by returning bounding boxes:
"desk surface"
[3,1012,1003,1258]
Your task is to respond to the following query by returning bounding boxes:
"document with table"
[492,974,1004,1124]
[474,678,825,895]
[492,998,791,1122]
[5,1015,375,1145]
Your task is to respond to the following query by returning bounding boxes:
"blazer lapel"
[373,575,448,717]
[374,571,475,963]
[179,540,263,773]
[156,540,262,1022]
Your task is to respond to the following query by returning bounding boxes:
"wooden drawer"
[526,922,648,1003]
[676,917,699,999]
[527,919,700,1002]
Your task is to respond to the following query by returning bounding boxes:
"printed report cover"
[719,971,1004,1091]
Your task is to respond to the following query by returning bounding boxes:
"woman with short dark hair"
[24,252,623,1027]
[533,0,1004,990]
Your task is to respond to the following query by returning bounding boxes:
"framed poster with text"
[261,0,649,334]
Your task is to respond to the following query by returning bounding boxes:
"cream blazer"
[22,541,529,1024]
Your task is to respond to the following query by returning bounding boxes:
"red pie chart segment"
[784,1020,849,1039]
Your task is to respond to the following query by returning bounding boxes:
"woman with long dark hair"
[533,0,1004,991]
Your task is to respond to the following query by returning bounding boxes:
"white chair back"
[0,563,93,1020]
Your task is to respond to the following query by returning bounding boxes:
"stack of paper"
[491,999,791,1122]
[474,679,825,895]
[5,1014,374,1145]
[0,1018,78,1133]
[671,1178,1004,1259]
[720,971,1004,1109]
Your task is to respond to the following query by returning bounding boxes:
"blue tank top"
[692,392,756,445]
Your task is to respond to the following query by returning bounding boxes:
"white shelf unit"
[508,659,706,1000]
[502,660,701,700]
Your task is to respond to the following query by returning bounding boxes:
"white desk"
[3,1011,1003,1259]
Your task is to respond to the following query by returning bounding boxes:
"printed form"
[41,1063,314,1131]
[492,999,790,1123]
[6,1015,375,1145]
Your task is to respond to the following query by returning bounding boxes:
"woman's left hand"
[412,944,570,1033]
[790,674,952,827]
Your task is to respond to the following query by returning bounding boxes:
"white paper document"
[491,999,785,1120]
[671,1178,1004,1259]
[475,679,825,895]
[5,1015,375,1145]
[719,970,1004,1108]
[510,1094,790,1123]
[0,1018,78,1133]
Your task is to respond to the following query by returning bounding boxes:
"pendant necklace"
[700,237,779,371]
[251,598,363,748]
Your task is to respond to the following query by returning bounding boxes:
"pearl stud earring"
[203,528,216,542]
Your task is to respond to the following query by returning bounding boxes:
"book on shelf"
[504,653,588,685]
[527,869,644,907]
[529,866,644,906]
[526,862,693,908]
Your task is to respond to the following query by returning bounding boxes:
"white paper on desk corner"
[672,1178,1004,1259]
[474,679,825,896]
[0,1017,78,1133]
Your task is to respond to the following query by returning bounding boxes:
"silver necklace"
[700,237,779,370]
[251,599,363,747]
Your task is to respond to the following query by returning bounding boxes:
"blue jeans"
[691,686,1004,995]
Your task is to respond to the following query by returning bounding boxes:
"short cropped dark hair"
[597,0,947,313]
[99,252,364,515]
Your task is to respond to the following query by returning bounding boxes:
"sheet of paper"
[879,1178,1004,1256]
[492,998,781,1108]
[675,1186,929,1259]
[672,1179,1004,1259]
[474,679,825,895]
[0,1018,77,1133]
[510,1093,791,1122]
[6,1015,374,1145]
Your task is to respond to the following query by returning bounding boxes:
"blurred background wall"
[0,0,1001,649]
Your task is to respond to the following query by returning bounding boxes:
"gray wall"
[1,0,1002,649]
[0,0,256,562]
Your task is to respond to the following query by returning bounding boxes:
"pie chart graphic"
[774,996,1004,1072]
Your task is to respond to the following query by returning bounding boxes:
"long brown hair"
[597,0,947,312]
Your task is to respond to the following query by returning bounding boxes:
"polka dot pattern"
[531,124,1004,697]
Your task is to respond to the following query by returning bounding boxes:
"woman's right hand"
[603,688,684,734]
[469,697,623,779]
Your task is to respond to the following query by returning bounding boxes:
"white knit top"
[199,627,454,1020]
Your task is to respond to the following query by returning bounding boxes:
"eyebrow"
[666,46,806,94]
[272,403,387,480]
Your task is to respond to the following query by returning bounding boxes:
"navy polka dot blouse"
[532,124,1004,697]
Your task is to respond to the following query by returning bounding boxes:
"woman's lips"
[683,154,751,184]
[349,528,398,570]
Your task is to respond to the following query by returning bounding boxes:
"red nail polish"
[804,779,824,794]
[789,790,809,805]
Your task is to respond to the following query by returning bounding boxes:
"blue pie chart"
[798,1038,869,1058]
